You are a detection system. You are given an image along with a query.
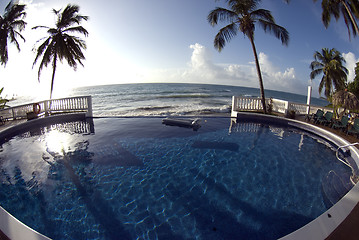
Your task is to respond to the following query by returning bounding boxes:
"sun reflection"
[45,130,71,155]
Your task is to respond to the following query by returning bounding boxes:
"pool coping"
[0,113,358,240]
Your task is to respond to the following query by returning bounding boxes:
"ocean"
[10,83,328,117]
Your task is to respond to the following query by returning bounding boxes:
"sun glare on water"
[45,130,71,155]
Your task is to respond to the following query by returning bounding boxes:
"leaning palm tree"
[310,48,348,100]
[314,0,359,39]
[0,1,26,66]
[208,0,289,114]
[32,4,88,99]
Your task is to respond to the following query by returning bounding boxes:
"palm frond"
[318,75,325,94]
[63,26,89,36]
[4,3,26,22]
[8,29,20,50]
[214,23,238,51]
[341,5,357,39]
[251,9,274,23]
[37,40,56,79]
[70,36,87,51]
[56,4,88,30]
[228,0,259,14]
[207,7,238,26]
[32,37,51,67]
[11,19,26,32]
[258,20,289,45]
[310,68,323,79]
[310,60,324,70]
[0,38,8,65]
[32,25,50,30]
[318,0,359,38]
[313,50,326,62]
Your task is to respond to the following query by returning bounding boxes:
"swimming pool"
[0,117,354,239]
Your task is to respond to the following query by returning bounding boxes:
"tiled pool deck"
[0,115,358,240]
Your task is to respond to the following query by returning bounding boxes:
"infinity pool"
[0,117,353,239]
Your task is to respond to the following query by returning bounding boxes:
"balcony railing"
[231,96,332,118]
[0,96,93,120]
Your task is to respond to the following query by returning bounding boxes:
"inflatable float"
[162,118,201,130]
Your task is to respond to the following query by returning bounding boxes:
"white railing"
[0,96,93,120]
[271,98,288,113]
[232,96,263,111]
[231,96,333,117]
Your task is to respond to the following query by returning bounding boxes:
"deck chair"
[331,115,349,131]
[347,118,359,137]
[0,116,5,125]
[306,109,324,123]
[316,111,333,126]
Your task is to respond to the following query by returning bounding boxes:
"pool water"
[0,117,353,240]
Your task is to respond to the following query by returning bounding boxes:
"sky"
[1,0,359,100]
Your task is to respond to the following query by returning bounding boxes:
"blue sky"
[1,0,359,100]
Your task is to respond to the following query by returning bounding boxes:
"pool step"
[321,170,353,209]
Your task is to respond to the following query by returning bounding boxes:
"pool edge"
[0,206,50,240]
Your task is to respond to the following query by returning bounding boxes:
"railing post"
[44,100,49,114]
[86,96,93,117]
[284,101,289,115]
[232,96,236,112]
[307,85,312,115]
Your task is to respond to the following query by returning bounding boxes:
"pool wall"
[0,113,89,144]
[0,206,50,240]
[0,113,358,240]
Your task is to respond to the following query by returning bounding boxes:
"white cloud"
[343,52,358,82]
[258,52,304,92]
[189,43,212,69]
[146,43,307,95]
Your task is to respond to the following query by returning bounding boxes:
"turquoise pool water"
[0,117,352,239]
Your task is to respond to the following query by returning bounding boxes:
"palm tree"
[208,0,289,114]
[0,1,26,66]
[0,87,9,108]
[314,0,359,39]
[32,4,88,99]
[310,48,348,100]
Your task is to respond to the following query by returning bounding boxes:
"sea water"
[9,83,328,117]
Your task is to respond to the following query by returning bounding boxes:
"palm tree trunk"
[50,54,57,99]
[249,36,267,114]
[331,81,338,118]
[342,0,359,36]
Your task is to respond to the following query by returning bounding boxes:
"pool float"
[162,117,201,130]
